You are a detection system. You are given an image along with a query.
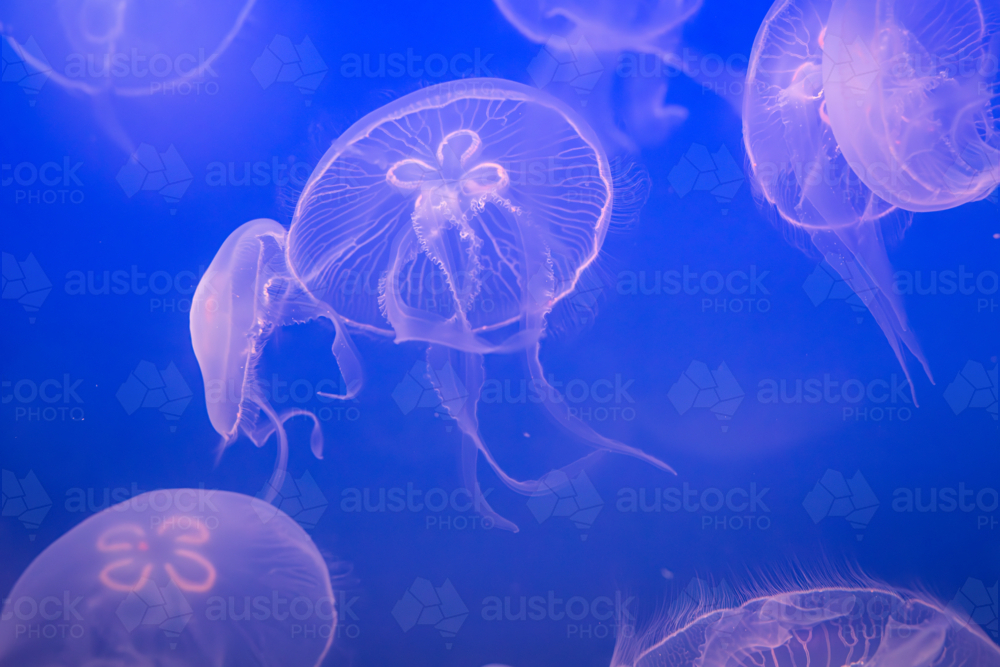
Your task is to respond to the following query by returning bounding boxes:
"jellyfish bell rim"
[625,584,1000,667]
[289,77,614,338]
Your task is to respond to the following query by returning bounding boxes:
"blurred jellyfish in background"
[190,218,362,501]
[1,0,256,149]
[493,0,744,151]
[270,78,672,531]
[613,577,1000,667]
[0,489,335,667]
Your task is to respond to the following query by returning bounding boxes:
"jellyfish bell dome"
[1,0,256,96]
[288,78,614,355]
[0,489,335,667]
[822,0,1000,212]
[619,585,1000,667]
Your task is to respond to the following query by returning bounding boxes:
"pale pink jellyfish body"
[287,78,673,531]
[1,0,256,97]
[0,489,335,667]
[823,0,1000,212]
[744,0,933,399]
[616,586,1000,666]
[190,218,362,501]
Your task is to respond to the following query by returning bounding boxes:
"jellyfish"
[217,77,665,532]
[190,218,362,501]
[492,0,726,151]
[822,0,1000,212]
[1,0,256,151]
[614,583,1000,666]
[0,489,335,667]
[744,0,936,401]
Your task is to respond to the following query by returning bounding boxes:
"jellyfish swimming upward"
[743,0,998,402]
[0,489,335,667]
[616,584,1000,666]
[191,79,674,532]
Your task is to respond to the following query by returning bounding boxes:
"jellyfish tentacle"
[425,345,606,532]
[523,343,676,474]
[809,226,933,406]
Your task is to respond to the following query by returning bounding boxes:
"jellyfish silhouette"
[189,79,673,531]
[0,489,335,666]
[614,582,1000,666]
[493,0,726,151]
[190,218,362,502]
[744,0,945,403]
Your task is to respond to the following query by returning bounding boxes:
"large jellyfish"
[741,0,902,400]
[290,78,676,531]
[190,218,362,502]
[190,79,674,531]
[0,489,335,667]
[492,0,725,151]
[614,585,1000,666]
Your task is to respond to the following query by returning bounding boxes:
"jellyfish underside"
[628,588,1000,667]
[287,81,674,531]
[744,0,933,402]
[191,220,362,503]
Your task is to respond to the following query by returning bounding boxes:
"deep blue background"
[2,0,998,665]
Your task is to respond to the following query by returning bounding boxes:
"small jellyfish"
[284,78,673,531]
[822,0,1000,212]
[492,0,716,150]
[190,218,362,501]
[0,489,335,667]
[615,583,1000,666]
[743,0,934,400]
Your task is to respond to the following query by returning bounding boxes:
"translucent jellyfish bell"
[0,489,335,667]
[1,0,256,97]
[822,0,1000,211]
[190,219,362,501]
[617,586,1000,666]
[288,78,673,531]
[743,0,933,401]
[492,0,712,150]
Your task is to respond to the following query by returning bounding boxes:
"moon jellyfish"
[0,489,335,667]
[1,0,256,97]
[822,0,1000,212]
[615,585,1000,666]
[492,0,713,150]
[190,218,362,501]
[287,78,673,531]
[743,0,934,400]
